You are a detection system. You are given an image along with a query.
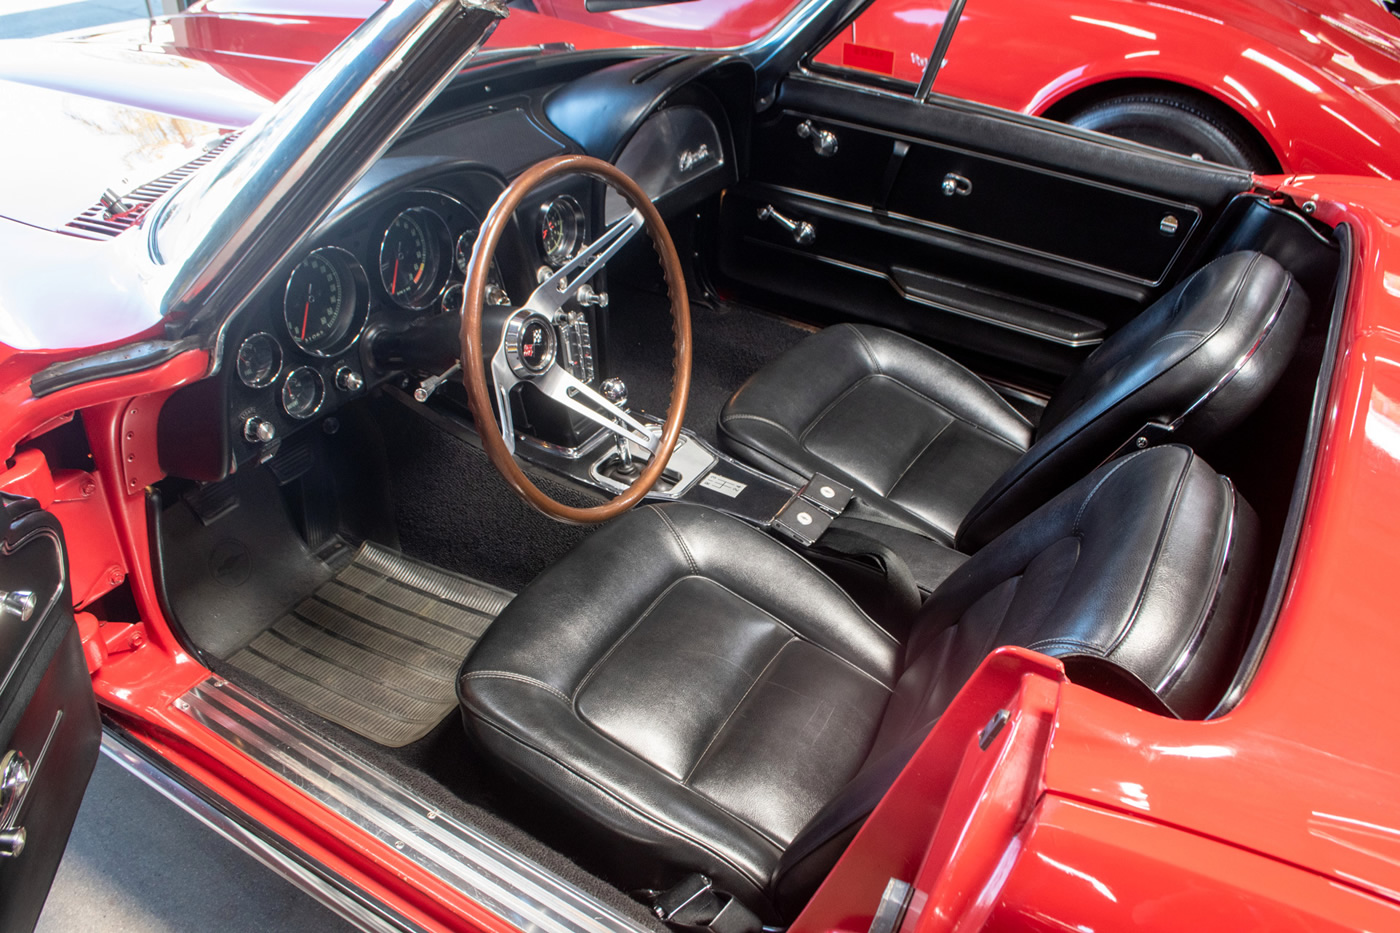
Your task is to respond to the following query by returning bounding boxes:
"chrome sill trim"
[177,677,655,933]
[748,237,1104,348]
[100,727,425,933]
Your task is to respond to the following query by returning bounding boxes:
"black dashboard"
[157,52,749,483]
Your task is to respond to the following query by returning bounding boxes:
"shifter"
[600,377,640,478]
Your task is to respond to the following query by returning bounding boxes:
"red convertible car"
[87,0,1400,176]
[1,0,1399,931]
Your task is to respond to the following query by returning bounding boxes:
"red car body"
[2,1,1400,931]
[148,0,1400,176]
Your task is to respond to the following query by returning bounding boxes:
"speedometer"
[283,247,368,356]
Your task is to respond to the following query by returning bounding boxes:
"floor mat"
[227,542,514,747]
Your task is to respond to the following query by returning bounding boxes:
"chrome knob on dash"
[243,417,276,444]
[757,205,816,245]
[335,366,364,392]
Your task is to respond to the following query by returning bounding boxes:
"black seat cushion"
[718,323,1033,543]
[719,251,1306,550]
[458,446,1258,921]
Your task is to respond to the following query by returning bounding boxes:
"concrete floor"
[4,7,365,932]
[35,754,361,933]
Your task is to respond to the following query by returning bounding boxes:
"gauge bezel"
[380,207,452,311]
[282,246,370,358]
[281,366,326,421]
[538,195,584,266]
[235,332,283,389]
[440,282,464,316]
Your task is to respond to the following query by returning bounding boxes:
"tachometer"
[538,196,583,266]
[283,247,367,356]
[380,207,450,310]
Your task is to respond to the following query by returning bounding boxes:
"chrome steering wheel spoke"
[522,208,644,317]
[534,365,658,452]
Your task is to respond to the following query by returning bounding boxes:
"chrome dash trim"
[749,237,1104,348]
[177,677,654,933]
[100,727,425,933]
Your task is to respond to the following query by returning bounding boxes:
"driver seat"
[457,445,1259,923]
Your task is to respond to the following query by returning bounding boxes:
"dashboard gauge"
[380,207,450,310]
[236,333,282,388]
[455,229,477,275]
[283,247,367,356]
[281,367,325,420]
[440,282,464,315]
[538,196,583,266]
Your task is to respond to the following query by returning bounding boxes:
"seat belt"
[652,874,764,933]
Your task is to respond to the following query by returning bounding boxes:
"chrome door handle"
[757,205,816,245]
[0,750,32,858]
[941,173,972,197]
[796,120,838,157]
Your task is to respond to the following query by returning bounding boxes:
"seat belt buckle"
[797,472,853,515]
[771,495,835,546]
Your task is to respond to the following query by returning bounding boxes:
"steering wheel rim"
[460,154,691,524]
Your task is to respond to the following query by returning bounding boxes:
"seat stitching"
[697,577,897,686]
[1072,448,1151,534]
[573,573,693,703]
[683,639,794,786]
[846,324,883,375]
[650,506,700,575]
[464,714,776,891]
[719,412,800,441]
[884,419,954,498]
[462,670,570,704]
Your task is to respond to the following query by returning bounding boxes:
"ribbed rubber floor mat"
[228,543,513,747]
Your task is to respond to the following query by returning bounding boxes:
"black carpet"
[608,292,810,446]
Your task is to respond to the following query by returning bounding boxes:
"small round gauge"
[236,332,282,388]
[380,207,450,310]
[455,229,477,275]
[281,367,325,420]
[538,196,583,266]
[440,282,464,315]
[283,247,367,356]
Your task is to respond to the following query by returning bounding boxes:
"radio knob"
[243,417,276,444]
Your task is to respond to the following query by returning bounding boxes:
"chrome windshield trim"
[176,677,655,933]
[100,727,427,933]
[150,0,507,371]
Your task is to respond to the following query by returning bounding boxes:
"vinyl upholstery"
[458,446,1258,921]
[719,250,1306,549]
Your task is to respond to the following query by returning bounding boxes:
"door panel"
[0,493,101,933]
[717,76,1250,386]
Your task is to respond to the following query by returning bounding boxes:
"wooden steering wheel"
[459,154,691,523]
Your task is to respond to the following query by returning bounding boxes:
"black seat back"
[957,251,1305,551]
[775,445,1259,915]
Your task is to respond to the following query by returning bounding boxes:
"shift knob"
[600,377,627,409]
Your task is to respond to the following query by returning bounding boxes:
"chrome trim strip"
[176,678,654,933]
[100,728,426,933]
[748,237,1104,348]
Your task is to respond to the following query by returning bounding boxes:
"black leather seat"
[719,250,1306,550]
[458,445,1259,922]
